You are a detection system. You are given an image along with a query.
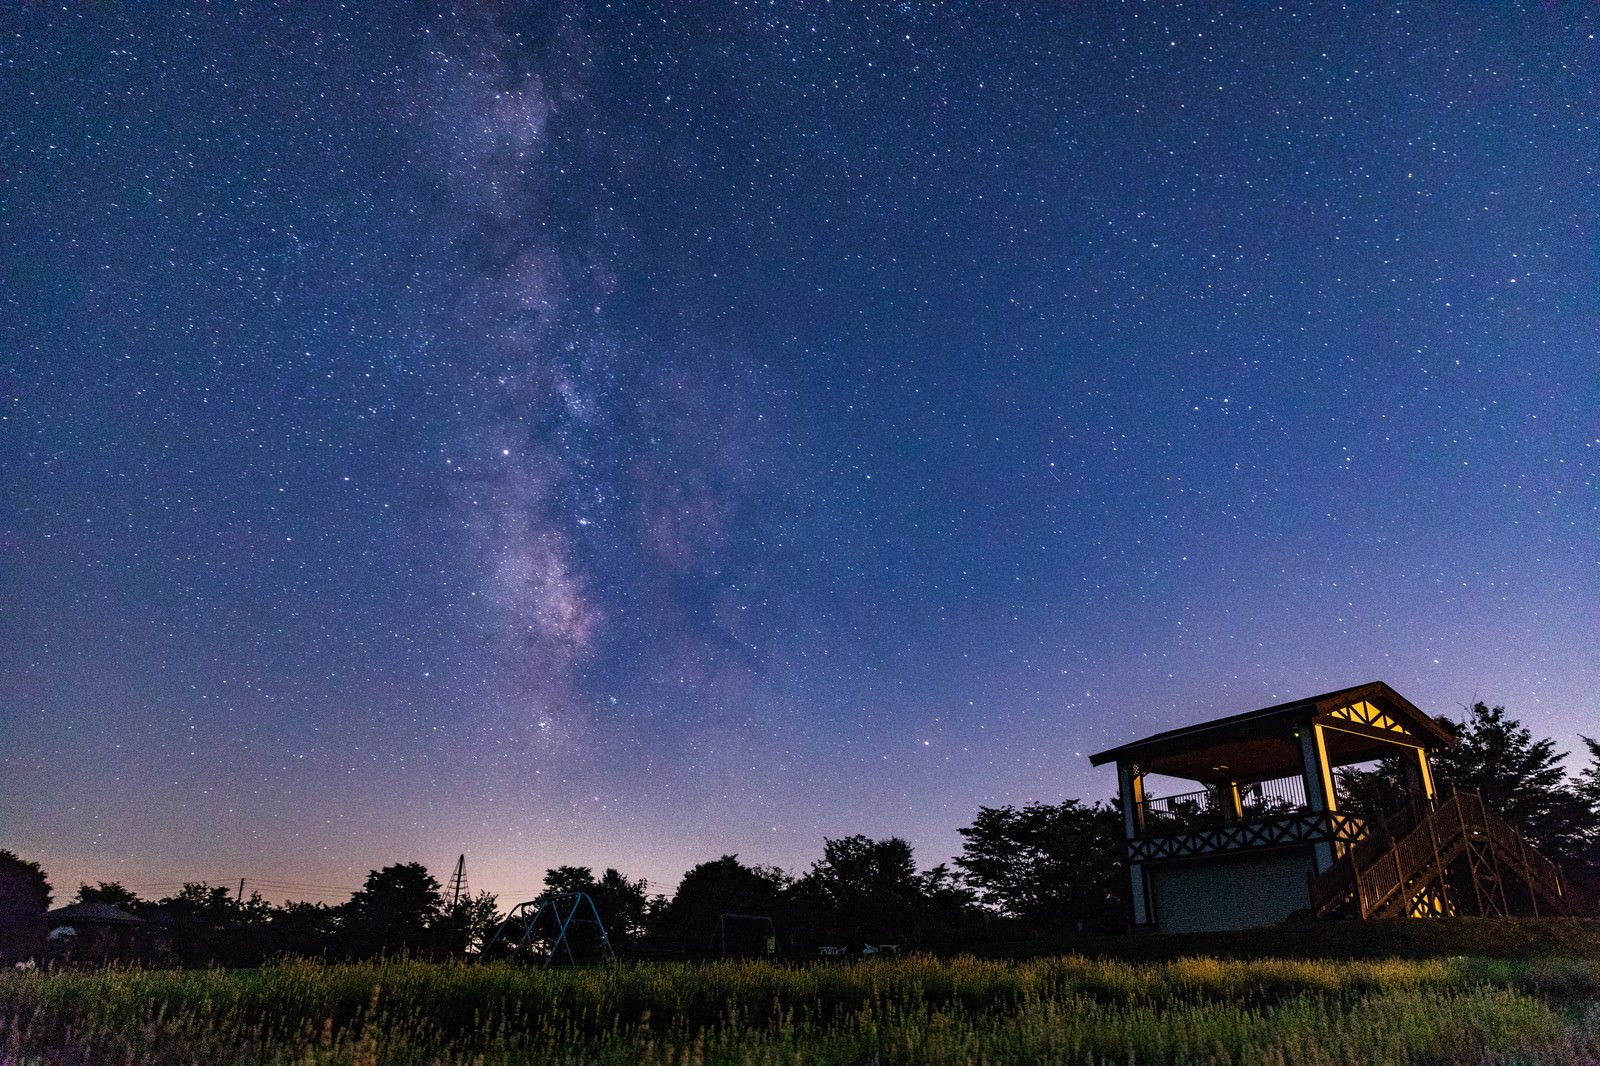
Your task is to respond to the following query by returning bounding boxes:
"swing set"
[483,891,616,966]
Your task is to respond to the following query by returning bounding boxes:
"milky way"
[4,4,1594,905]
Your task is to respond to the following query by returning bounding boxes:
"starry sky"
[4,4,1596,908]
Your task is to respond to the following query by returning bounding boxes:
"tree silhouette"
[443,890,502,955]
[73,881,143,912]
[591,868,654,948]
[654,855,787,954]
[541,865,597,897]
[955,800,1123,931]
[799,835,922,946]
[1572,735,1600,897]
[1433,702,1592,866]
[154,882,266,966]
[268,900,339,958]
[0,851,51,963]
[806,836,917,903]
[915,863,978,917]
[1332,758,1409,822]
[340,862,444,958]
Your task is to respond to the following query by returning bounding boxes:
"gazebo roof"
[1088,681,1456,783]
[46,901,144,925]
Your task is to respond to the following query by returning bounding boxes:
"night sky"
[5,5,1596,908]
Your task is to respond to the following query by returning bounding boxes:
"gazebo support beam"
[1116,761,1151,926]
[1298,723,1338,871]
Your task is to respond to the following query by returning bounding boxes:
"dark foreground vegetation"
[3,948,1600,1065]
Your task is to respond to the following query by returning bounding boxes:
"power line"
[237,879,360,892]
[101,877,360,893]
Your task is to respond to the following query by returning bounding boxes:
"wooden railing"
[1455,791,1566,904]
[1138,775,1309,835]
[1350,794,1466,917]
[1139,787,1219,831]
[1311,790,1570,919]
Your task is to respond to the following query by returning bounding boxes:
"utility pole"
[237,878,245,903]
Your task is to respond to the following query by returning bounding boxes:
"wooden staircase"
[1310,790,1575,919]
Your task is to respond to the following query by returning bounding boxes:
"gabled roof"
[46,901,144,925]
[1087,681,1456,782]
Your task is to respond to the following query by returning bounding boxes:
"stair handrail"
[1309,787,1576,919]
[1311,787,1434,917]
[1451,790,1566,901]
[1358,793,1463,916]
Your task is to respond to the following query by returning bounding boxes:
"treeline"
[3,701,1598,965]
[1,802,1124,966]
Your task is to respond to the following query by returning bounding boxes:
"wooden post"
[1464,813,1486,917]
[1351,852,1366,916]
[1426,807,1451,917]
[1516,833,1539,918]
[1118,763,1147,838]
[1116,762,1150,927]
[1298,724,1337,871]
[1386,842,1401,917]
[1414,747,1437,804]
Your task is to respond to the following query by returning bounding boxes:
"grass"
[2,951,1598,1064]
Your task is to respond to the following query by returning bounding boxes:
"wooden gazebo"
[1089,681,1573,932]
